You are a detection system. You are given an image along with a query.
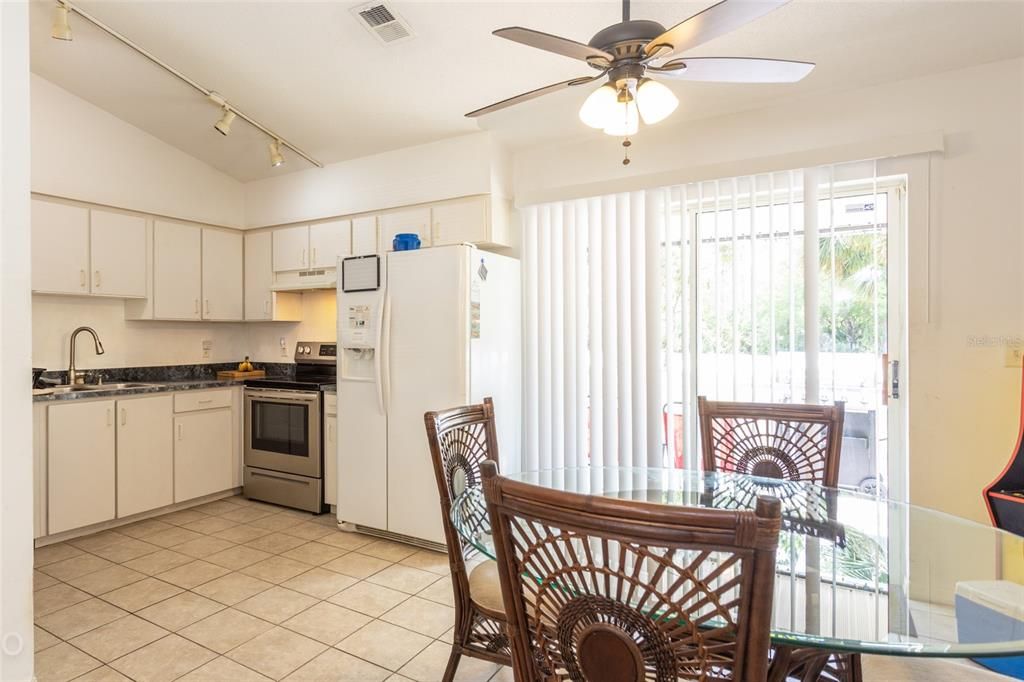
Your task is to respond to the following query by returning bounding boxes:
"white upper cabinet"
[32,200,150,297]
[244,231,302,322]
[380,207,431,252]
[351,215,378,256]
[90,210,147,298]
[431,196,490,246]
[273,225,310,272]
[309,219,351,269]
[202,229,243,321]
[31,199,90,295]
[153,221,202,320]
[245,231,273,320]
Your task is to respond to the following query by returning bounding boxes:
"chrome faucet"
[68,326,105,385]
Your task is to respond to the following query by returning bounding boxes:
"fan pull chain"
[622,137,632,166]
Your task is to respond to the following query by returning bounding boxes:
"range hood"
[272,268,337,292]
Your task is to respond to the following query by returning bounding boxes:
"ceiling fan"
[466,0,814,164]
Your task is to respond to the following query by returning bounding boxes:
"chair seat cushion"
[469,559,506,614]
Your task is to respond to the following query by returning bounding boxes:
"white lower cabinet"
[324,393,337,506]
[39,388,238,537]
[48,400,116,534]
[174,404,234,503]
[117,395,174,518]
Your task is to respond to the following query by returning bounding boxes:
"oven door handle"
[245,392,320,406]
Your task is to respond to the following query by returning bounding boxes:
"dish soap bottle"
[238,356,254,372]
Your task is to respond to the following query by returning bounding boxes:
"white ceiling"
[30,0,1024,182]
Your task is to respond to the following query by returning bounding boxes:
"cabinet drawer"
[174,389,232,413]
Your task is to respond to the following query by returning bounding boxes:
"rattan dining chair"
[698,396,860,682]
[481,459,782,682]
[424,398,512,682]
[697,397,846,487]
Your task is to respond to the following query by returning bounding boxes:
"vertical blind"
[521,161,889,474]
[521,194,663,477]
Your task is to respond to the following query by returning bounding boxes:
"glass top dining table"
[450,467,1024,659]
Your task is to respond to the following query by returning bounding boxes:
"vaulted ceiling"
[30,0,1024,182]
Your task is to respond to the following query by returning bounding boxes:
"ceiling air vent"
[351,2,414,45]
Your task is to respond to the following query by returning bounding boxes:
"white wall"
[246,290,337,362]
[513,57,1024,524]
[1,3,35,678]
[243,132,508,228]
[32,291,340,371]
[31,75,244,228]
[32,295,252,370]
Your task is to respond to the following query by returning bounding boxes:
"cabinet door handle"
[177,423,183,441]
[80,269,87,288]
[312,247,318,265]
[432,221,440,243]
[120,408,126,426]
[94,270,101,288]
[106,408,113,427]
[302,248,307,267]
[198,399,213,405]
[194,299,199,314]
[264,300,270,316]
[205,299,210,315]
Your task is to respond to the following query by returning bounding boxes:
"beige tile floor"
[33,495,506,682]
[32,494,1009,681]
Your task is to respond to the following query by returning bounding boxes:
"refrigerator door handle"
[373,289,386,414]
[382,290,392,414]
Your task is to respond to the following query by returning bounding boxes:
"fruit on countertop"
[238,356,254,372]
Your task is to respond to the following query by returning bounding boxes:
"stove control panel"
[294,341,336,363]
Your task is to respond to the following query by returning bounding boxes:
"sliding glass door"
[659,164,906,500]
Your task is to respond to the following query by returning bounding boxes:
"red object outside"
[663,403,685,469]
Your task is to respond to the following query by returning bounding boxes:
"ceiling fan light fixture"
[636,78,678,125]
[214,107,236,136]
[602,98,639,137]
[51,2,72,41]
[269,139,285,168]
[578,84,618,129]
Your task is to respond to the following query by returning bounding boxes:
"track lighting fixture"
[214,106,236,136]
[269,139,285,168]
[49,3,322,169]
[51,1,72,41]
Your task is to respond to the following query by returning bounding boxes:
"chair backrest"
[424,397,500,577]
[482,460,781,682]
[698,397,846,487]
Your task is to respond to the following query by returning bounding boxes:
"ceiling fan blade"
[494,27,614,65]
[465,75,600,118]
[644,0,791,60]
[653,57,814,83]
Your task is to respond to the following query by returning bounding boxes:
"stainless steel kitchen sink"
[36,382,159,395]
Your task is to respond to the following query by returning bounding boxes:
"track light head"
[214,107,235,136]
[51,2,72,41]
[269,140,285,168]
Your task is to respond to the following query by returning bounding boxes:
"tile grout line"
[36,494,484,682]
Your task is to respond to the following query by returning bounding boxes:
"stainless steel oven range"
[243,341,337,513]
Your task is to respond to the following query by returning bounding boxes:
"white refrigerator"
[335,244,521,545]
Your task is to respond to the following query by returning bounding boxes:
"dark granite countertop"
[32,362,294,403]
[32,378,246,402]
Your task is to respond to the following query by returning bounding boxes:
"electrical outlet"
[1006,346,1024,368]
[201,339,212,360]
[279,337,288,357]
